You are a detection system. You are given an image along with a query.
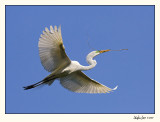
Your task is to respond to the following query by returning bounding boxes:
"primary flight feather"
[23,25,127,93]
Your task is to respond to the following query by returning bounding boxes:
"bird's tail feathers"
[46,80,55,86]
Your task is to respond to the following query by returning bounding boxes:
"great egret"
[23,25,127,93]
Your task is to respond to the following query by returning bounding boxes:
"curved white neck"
[79,52,97,71]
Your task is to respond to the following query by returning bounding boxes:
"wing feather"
[39,25,71,72]
[60,71,117,94]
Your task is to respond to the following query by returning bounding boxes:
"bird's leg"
[23,80,45,90]
[23,74,57,90]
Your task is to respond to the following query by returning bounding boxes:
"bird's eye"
[96,50,100,53]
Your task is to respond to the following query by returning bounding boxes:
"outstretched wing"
[60,71,117,93]
[38,25,71,72]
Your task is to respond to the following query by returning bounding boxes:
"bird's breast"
[62,61,81,74]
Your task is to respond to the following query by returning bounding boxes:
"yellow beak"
[99,49,111,53]
[99,49,128,53]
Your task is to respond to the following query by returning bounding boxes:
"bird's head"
[86,49,128,66]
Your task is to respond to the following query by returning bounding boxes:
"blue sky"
[6,5,154,113]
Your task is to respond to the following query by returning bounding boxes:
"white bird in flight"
[23,25,127,93]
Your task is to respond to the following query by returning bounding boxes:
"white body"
[24,25,118,93]
[62,61,82,73]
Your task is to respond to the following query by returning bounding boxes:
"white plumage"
[23,25,127,94]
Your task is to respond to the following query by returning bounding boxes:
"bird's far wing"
[60,71,117,93]
[39,25,71,72]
